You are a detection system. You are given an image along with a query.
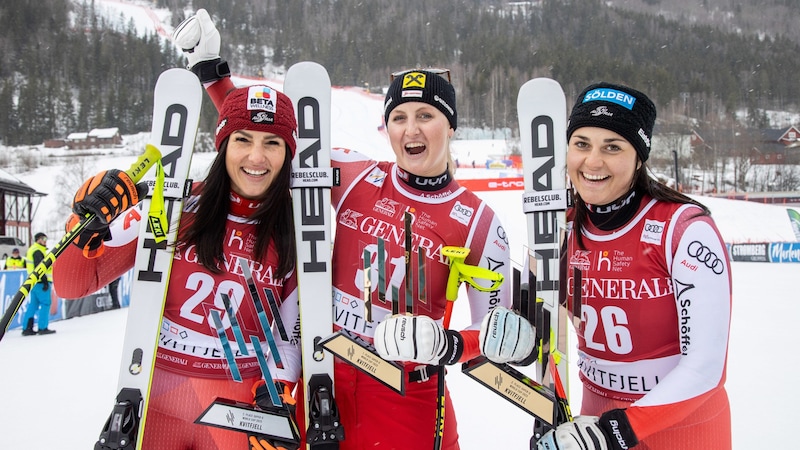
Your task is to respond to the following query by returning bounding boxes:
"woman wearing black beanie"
[485,82,733,450]
[173,9,512,450]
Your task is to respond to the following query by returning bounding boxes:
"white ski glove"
[172,8,220,69]
[536,411,638,450]
[374,315,463,365]
[479,306,536,364]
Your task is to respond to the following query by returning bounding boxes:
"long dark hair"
[572,163,710,249]
[179,139,296,278]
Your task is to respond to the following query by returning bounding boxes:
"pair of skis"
[93,63,342,449]
[290,74,574,447]
[289,74,574,449]
[200,62,343,449]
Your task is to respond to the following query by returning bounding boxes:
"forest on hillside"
[0,1,181,146]
[2,0,799,146]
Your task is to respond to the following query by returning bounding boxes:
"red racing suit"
[53,185,300,450]
[330,148,511,450]
[204,77,511,449]
[566,195,732,449]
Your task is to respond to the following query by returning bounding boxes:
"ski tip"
[521,77,562,89]
[516,77,567,116]
[518,78,565,99]
[155,68,202,95]
[285,61,331,83]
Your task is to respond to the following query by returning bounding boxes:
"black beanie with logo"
[384,70,457,130]
[567,82,657,162]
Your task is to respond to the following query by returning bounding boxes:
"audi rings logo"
[454,203,473,217]
[644,223,663,233]
[687,241,725,275]
[496,225,509,247]
[450,201,474,226]
[641,219,665,245]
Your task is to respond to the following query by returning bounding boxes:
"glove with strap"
[479,306,537,365]
[172,8,230,83]
[253,379,297,416]
[536,410,639,450]
[374,314,463,365]
[69,169,148,258]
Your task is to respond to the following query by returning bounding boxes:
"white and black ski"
[459,79,571,433]
[518,78,572,441]
[284,62,343,449]
[95,68,201,450]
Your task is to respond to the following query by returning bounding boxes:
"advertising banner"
[729,243,770,262]
[770,242,800,263]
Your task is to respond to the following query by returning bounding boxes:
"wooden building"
[66,127,123,150]
[691,125,800,164]
[0,168,46,245]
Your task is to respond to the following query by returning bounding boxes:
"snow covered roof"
[88,128,120,139]
[0,168,43,195]
[0,168,20,184]
[67,132,88,140]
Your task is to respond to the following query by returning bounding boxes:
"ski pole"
[434,246,505,450]
[0,144,162,342]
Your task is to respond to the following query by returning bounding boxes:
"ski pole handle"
[442,246,505,328]
[0,145,162,342]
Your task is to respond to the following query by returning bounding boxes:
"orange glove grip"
[73,169,145,224]
[66,213,107,259]
[249,435,288,450]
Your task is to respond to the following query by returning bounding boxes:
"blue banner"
[769,242,800,263]
[1,270,63,330]
[1,268,133,330]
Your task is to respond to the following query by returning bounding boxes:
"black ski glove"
[68,169,147,258]
[72,169,148,224]
[251,380,300,450]
[254,380,296,416]
[66,212,112,259]
[535,409,639,450]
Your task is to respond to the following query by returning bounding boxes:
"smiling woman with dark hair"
[53,82,301,450]
[484,82,733,450]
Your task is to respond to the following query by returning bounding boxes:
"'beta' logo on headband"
[247,86,277,113]
[583,88,636,110]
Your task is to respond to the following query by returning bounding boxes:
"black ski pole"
[0,145,161,342]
